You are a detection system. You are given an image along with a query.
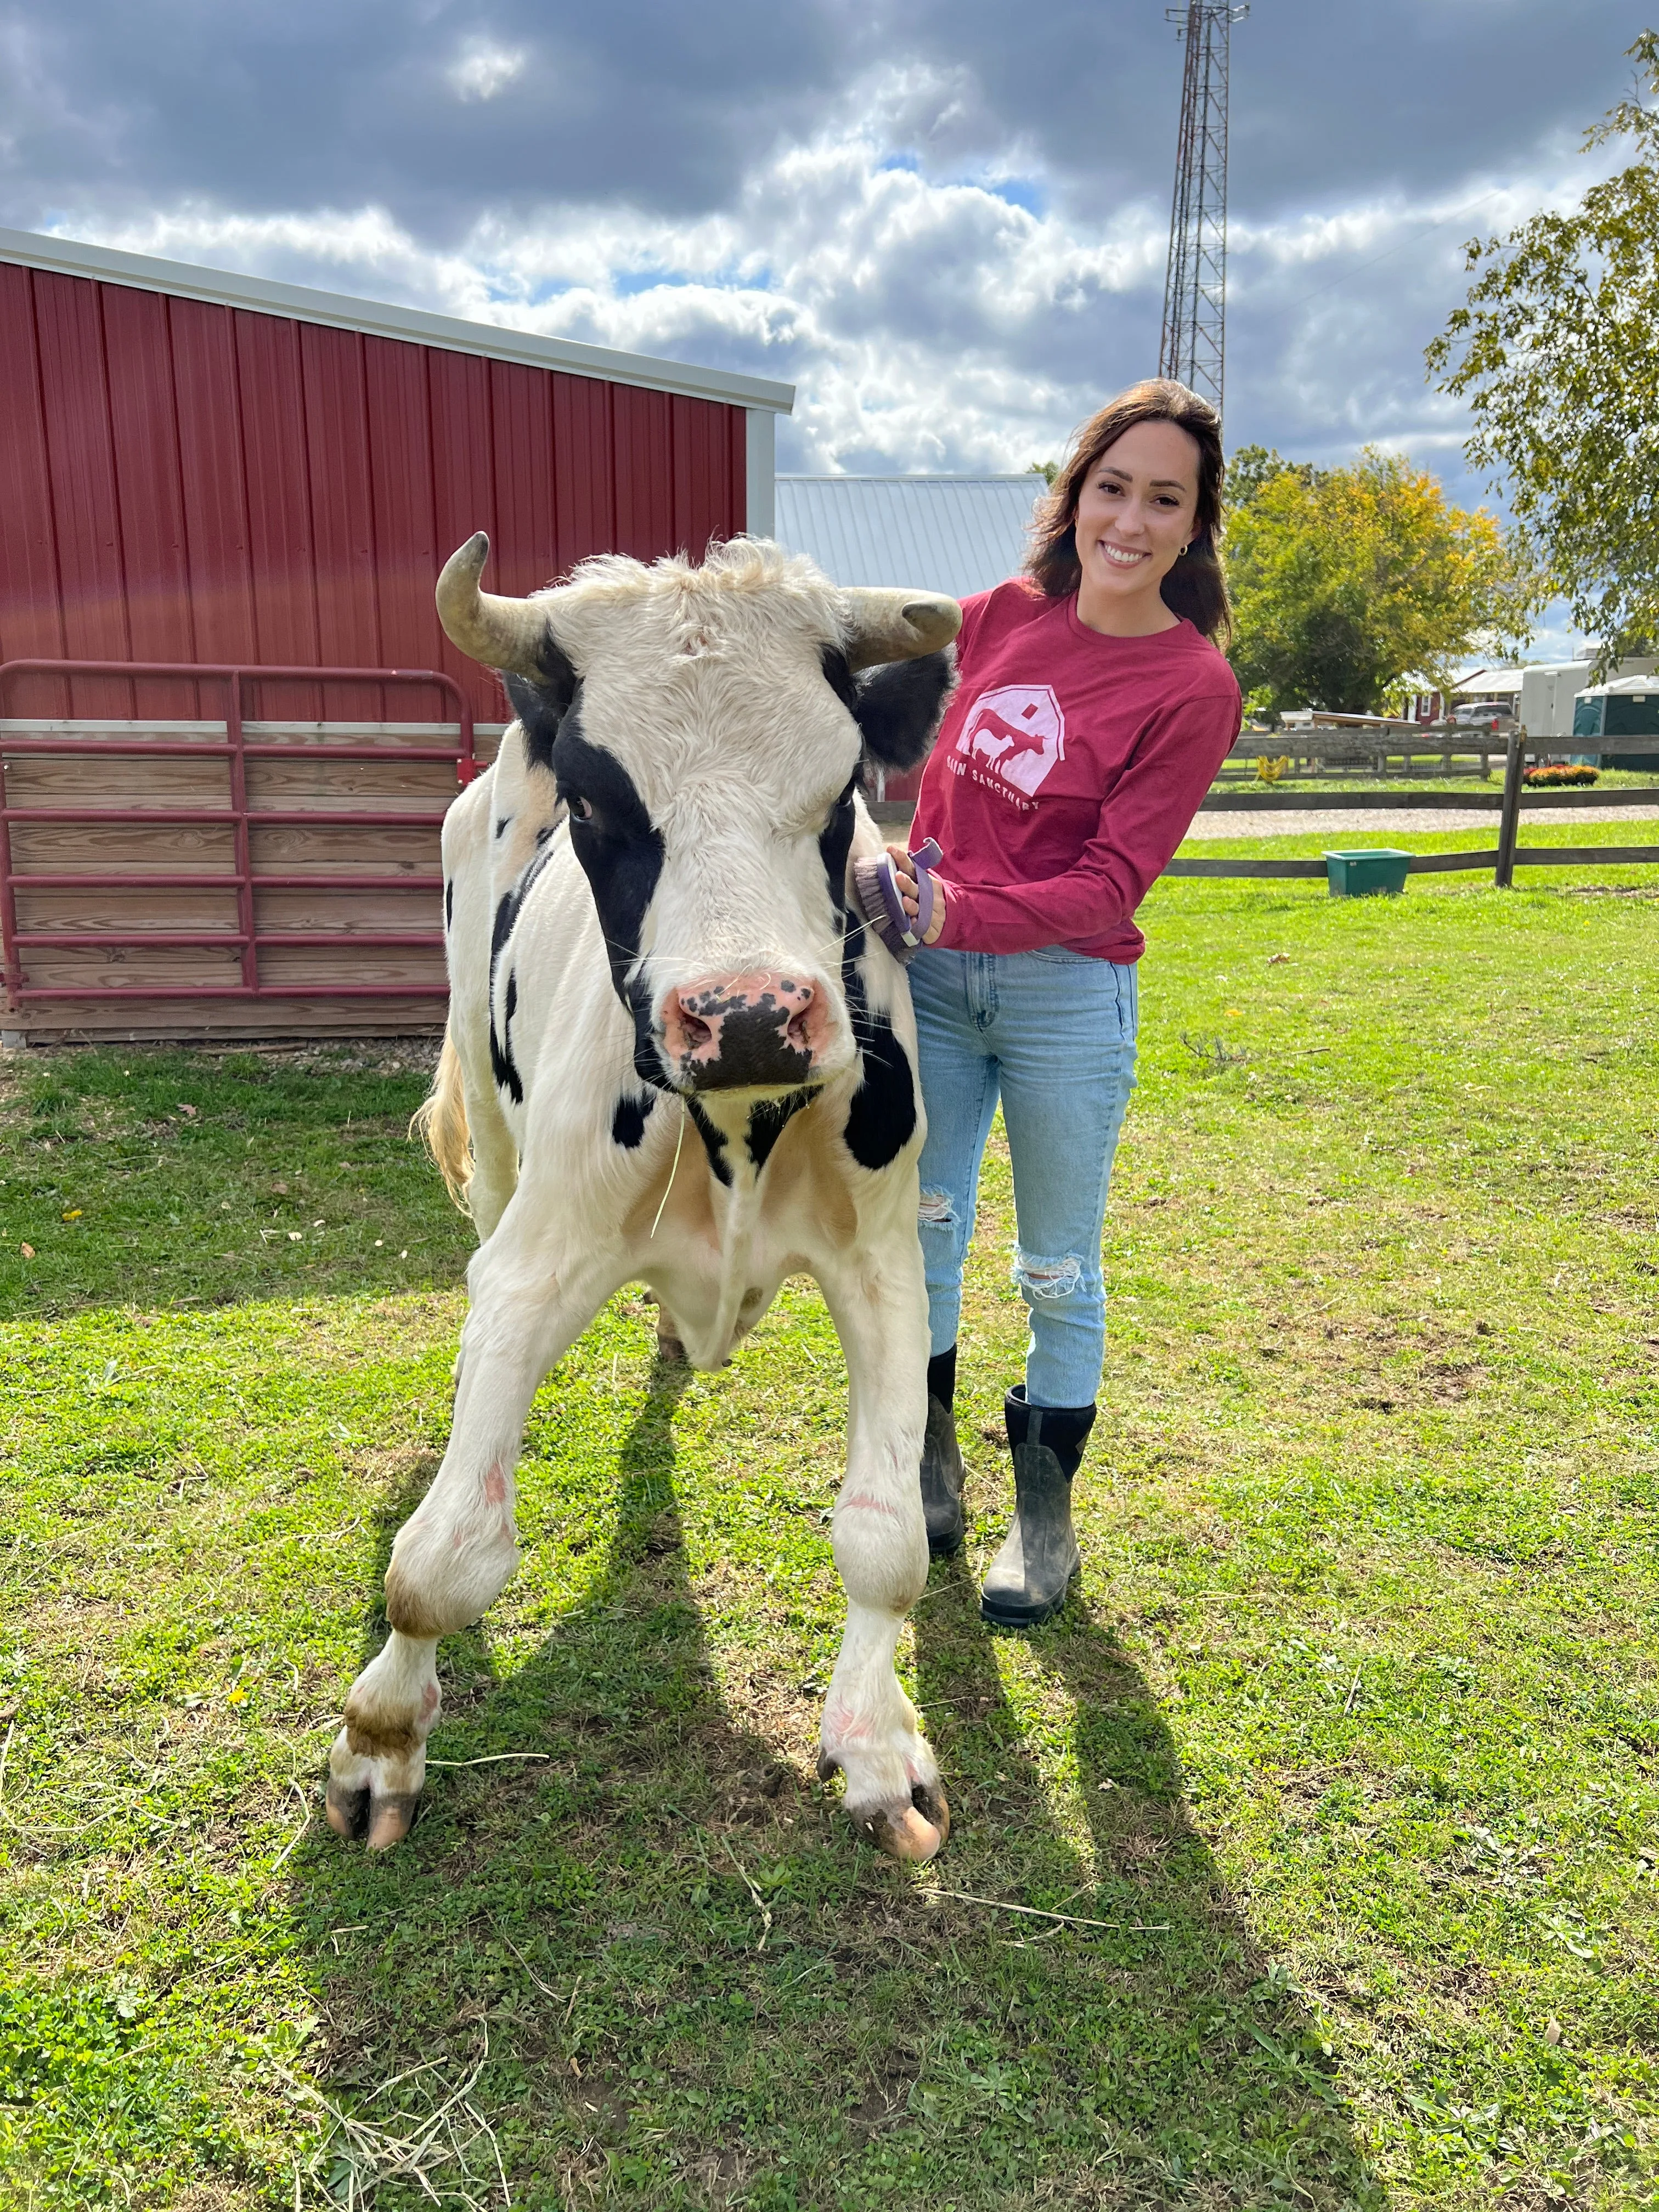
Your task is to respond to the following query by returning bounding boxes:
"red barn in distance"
[0,228,792,1038]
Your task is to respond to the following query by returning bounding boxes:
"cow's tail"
[411,1029,473,1215]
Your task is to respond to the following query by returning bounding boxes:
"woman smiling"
[866,378,1242,1628]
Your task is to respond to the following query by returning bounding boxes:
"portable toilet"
[1571,675,1659,771]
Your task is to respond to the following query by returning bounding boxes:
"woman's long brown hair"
[1025,379,1232,644]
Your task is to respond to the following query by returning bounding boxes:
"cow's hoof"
[821,1754,951,1862]
[324,1778,369,1841]
[324,1776,422,1850]
[861,1782,951,1863]
[366,1791,422,1852]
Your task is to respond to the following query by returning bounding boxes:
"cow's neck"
[675,1088,800,1369]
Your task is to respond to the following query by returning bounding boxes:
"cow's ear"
[504,645,578,771]
[849,647,957,769]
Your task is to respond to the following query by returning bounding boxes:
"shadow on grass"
[912,1566,1379,2204]
[284,1371,1381,2210]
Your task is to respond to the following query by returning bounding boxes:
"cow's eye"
[568,795,594,821]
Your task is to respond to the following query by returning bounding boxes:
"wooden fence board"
[2,714,461,1037]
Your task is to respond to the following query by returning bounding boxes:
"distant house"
[1405,659,1658,740]
[775,475,1041,802]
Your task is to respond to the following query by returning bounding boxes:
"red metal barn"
[0,227,793,1041]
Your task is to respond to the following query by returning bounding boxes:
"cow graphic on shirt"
[956,684,1066,798]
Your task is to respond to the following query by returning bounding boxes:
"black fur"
[490,970,523,1104]
[552,713,668,1087]
[489,841,555,984]
[686,1097,733,1187]
[611,1091,656,1150]
[745,1088,812,1170]
[843,1006,917,1170]
[820,644,860,716]
[504,647,579,771]
[443,878,453,932]
[818,775,856,925]
[838,963,917,1173]
[494,815,510,839]
[850,649,956,769]
[487,841,556,1101]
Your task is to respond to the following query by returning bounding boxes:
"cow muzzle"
[658,972,833,1094]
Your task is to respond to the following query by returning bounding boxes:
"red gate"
[0,659,479,1037]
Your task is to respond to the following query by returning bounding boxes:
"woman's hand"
[884,844,948,944]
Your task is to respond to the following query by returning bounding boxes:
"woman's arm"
[928,686,1240,954]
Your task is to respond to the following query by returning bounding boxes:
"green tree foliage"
[1426,31,1659,662]
[1223,445,1539,714]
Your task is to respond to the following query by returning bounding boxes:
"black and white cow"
[326,533,961,1861]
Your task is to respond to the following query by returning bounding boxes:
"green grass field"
[2,852,1657,2209]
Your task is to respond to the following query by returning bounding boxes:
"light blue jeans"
[909,945,1138,1409]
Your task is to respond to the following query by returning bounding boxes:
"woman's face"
[1071,419,1203,633]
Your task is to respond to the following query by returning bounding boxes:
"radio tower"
[1158,2,1248,415]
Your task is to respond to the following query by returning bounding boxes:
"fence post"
[1495,728,1526,888]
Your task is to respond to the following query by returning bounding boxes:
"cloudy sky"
[2,0,1650,647]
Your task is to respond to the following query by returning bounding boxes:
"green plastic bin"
[1323,849,1411,898]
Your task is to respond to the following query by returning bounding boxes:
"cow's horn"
[436,532,558,677]
[840,589,962,671]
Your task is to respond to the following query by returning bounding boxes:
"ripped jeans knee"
[917,1187,957,1229]
[1011,1246,1085,1304]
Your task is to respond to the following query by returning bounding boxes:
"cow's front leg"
[327,1219,610,1849]
[817,1249,948,1862]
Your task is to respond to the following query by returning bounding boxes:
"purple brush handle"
[872,837,943,949]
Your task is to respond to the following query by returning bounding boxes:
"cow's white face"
[439,535,958,1103]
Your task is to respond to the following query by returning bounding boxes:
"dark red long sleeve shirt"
[911,580,1242,962]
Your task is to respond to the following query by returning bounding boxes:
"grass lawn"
[2,852,1657,2209]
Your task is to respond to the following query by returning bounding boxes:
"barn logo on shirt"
[955,684,1066,799]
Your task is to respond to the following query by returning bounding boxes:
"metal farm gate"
[0,659,496,1041]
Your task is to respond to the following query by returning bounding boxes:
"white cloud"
[447,39,527,104]
[52,61,1620,506]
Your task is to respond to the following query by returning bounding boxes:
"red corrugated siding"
[0,264,749,721]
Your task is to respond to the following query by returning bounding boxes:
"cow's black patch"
[444,878,453,933]
[838,965,916,1172]
[504,650,579,771]
[851,650,956,770]
[746,1088,812,1170]
[490,970,523,1104]
[611,1090,656,1150]
[819,775,856,924]
[820,643,860,716]
[553,713,667,1078]
[487,840,554,1107]
[843,1008,916,1170]
[489,841,555,987]
[686,1097,732,1187]
[495,815,510,839]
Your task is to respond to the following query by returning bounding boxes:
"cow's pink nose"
[659,972,828,1090]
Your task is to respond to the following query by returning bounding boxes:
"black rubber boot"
[979,1387,1096,1628]
[919,1346,966,1558]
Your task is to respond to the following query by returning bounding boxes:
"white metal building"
[774,475,1041,598]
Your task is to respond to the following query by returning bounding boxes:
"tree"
[1223,447,1539,715]
[1426,31,1659,664]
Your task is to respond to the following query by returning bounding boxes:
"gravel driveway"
[1182,803,1659,840]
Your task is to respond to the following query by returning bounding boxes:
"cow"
[325,532,962,1863]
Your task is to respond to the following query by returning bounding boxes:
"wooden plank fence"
[1164,735,1659,886]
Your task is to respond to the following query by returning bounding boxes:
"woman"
[864,378,1242,1628]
